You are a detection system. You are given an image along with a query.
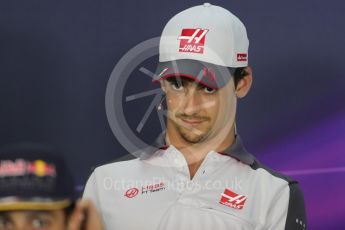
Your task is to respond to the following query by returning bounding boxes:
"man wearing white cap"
[83,3,307,230]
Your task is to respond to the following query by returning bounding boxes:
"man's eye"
[171,82,184,91]
[0,218,12,229]
[32,218,50,229]
[204,87,216,94]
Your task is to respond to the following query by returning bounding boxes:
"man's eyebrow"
[0,212,10,219]
[165,77,202,87]
[196,84,209,89]
[0,212,13,224]
[26,210,54,218]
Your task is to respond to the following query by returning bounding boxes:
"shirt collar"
[220,135,255,165]
[141,132,255,165]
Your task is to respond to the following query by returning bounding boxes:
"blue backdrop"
[1,0,344,229]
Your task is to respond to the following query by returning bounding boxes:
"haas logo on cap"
[178,28,208,54]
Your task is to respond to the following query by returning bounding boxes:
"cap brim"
[0,199,72,211]
[153,59,235,89]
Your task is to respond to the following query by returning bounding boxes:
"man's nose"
[181,88,202,115]
[10,224,27,230]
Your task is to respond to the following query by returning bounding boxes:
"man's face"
[0,210,66,230]
[162,76,237,145]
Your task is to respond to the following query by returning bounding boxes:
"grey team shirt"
[83,135,307,230]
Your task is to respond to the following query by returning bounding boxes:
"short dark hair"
[232,67,248,89]
[164,67,249,89]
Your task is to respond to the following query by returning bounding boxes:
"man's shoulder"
[248,158,306,209]
[248,160,307,229]
[249,159,297,185]
[93,157,141,174]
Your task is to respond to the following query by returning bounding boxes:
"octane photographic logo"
[105,37,232,163]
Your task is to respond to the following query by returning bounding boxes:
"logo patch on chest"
[219,188,247,210]
[124,182,166,198]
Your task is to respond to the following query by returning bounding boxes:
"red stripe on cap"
[152,73,219,90]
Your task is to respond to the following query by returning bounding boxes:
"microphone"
[157,96,166,111]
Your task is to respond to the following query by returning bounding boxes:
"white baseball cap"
[154,3,249,89]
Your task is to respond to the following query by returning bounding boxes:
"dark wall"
[1,1,344,229]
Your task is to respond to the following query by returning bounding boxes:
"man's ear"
[236,66,253,98]
[160,80,167,93]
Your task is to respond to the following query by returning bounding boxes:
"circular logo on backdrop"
[105,37,165,158]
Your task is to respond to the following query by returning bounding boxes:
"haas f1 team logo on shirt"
[178,28,209,54]
[219,188,247,210]
[124,188,139,198]
[124,182,165,198]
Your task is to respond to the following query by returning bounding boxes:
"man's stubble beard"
[173,119,213,144]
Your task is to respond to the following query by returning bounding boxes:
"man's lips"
[180,118,206,127]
